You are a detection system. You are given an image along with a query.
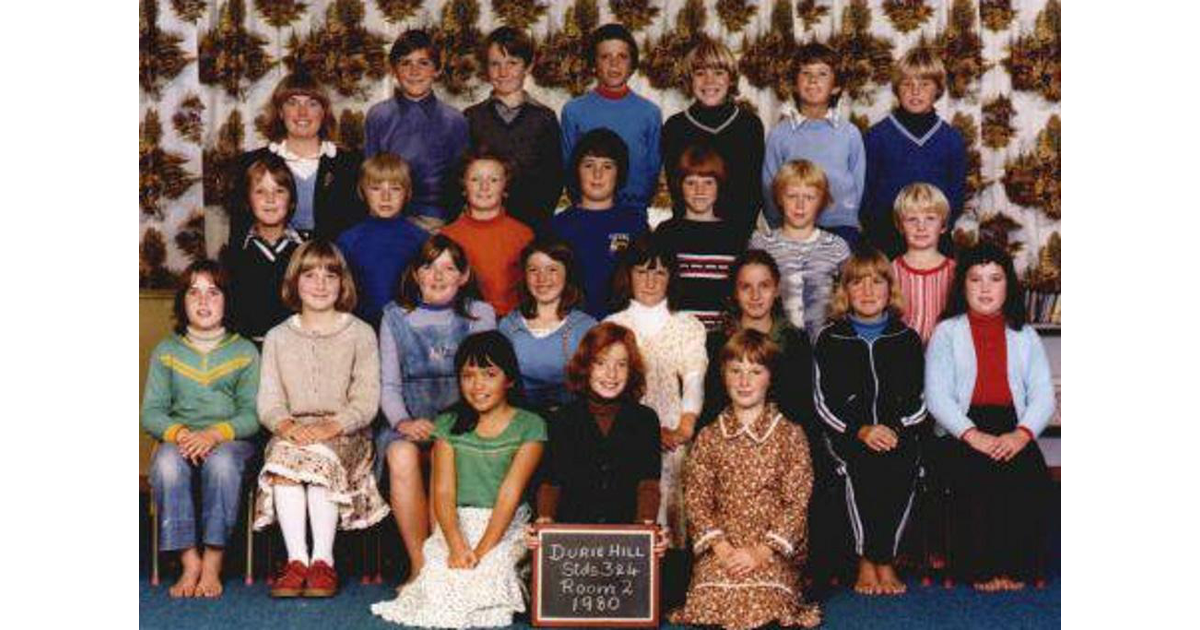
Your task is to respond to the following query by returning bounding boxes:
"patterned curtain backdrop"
[140,0,1060,307]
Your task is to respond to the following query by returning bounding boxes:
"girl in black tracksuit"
[814,247,927,596]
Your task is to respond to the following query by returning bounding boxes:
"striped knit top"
[749,227,852,341]
[892,255,956,344]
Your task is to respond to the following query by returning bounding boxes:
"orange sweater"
[441,210,533,317]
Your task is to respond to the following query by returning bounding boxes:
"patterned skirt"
[668,553,822,630]
[371,505,531,628]
[252,431,389,531]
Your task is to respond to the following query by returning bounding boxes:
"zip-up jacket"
[813,317,927,443]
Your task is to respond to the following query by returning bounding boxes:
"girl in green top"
[142,260,260,599]
[373,331,546,628]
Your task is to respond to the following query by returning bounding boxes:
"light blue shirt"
[762,106,866,230]
[924,314,1056,438]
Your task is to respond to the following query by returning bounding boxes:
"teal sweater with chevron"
[140,333,261,442]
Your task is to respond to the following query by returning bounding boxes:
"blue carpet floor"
[139,574,1059,629]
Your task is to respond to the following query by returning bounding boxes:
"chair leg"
[245,485,255,585]
[374,526,383,584]
[150,499,160,586]
[360,528,371,585]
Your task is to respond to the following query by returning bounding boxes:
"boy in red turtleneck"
[560,23,662,213]
[440,148,533,317]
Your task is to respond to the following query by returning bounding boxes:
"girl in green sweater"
[141,260,261,598]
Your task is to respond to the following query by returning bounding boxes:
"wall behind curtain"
[140,0,1060,312]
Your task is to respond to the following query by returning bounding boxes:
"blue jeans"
[150,440,256,551]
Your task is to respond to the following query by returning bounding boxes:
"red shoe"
[304,560,338,597]
[270,561,308,598]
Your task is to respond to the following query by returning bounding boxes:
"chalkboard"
[531,524,659,627]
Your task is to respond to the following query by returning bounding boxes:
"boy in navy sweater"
[862,46,967,258]
[365,29,469,231]
[560,23,662,213]
[336,153,429,328]
[547,129,647,319]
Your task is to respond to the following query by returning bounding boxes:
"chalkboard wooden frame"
[530,523,660,628]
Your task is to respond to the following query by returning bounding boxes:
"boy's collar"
[394,89,437,111]
[243,226,304,258]
[780,102,841,129]
[595,84,631,100]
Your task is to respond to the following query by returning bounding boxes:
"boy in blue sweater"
[547,129,647,319]
[336,153,429,328]
[365,29,469,231]
[560,23,662,213]
[762,43,865,246]
[862,46,967,258]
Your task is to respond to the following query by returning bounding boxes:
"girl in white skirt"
[372,331,546,627]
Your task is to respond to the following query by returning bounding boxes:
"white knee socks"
[273,483,309,564]
[307,485,338,566]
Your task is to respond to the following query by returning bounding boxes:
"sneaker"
[303,560,338,597]
[270,560,308,598]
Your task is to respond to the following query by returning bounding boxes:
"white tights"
[273,483,339,566]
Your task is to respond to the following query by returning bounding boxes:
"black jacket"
[227,146,368,246]
[544,399,661,524]
[813,317,927,446]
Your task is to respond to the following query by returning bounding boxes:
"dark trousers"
[946,406,1050,582]
[829,431,921,564]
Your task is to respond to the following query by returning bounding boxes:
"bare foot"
[876,563,907,595]
[854,558,880,595]
[973,577,1002,592]
[999,576,1025,591]
[196,548,225,598]
[169,548,202,598]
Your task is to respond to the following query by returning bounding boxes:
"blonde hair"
[682,38,740,96]
[771,159,832,217]
[892,182,950,231]
[828,248,904,321]
[892,45,946,102]
[281,240,358,313]
[358,153,413,207]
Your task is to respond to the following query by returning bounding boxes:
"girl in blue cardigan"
[498,238,597,415]
[925,243,1055,591]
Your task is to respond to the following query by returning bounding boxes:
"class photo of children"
[139,2,1062,628]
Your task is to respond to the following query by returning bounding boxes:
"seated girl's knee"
[151,444,189,486]
[202,447,248,482]
[387,441,420,470]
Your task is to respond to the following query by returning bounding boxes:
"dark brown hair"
[722,249,786,333]
[260,73,337,142]
[479,25,535,66]
[609,234,680,312]
[941,242,1027,330]
[244,154,298,225]
[565,322,647,401]
[395,234,482,319]
[516,238,585,320]
[173,260,233,335]
[390,29,441,69]
[793,42,843,107]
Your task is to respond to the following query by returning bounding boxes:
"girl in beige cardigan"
[252,240,389,598]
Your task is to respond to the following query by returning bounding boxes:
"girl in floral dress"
[670,330,821,629]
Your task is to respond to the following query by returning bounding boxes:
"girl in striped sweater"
[890,183,956,345]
